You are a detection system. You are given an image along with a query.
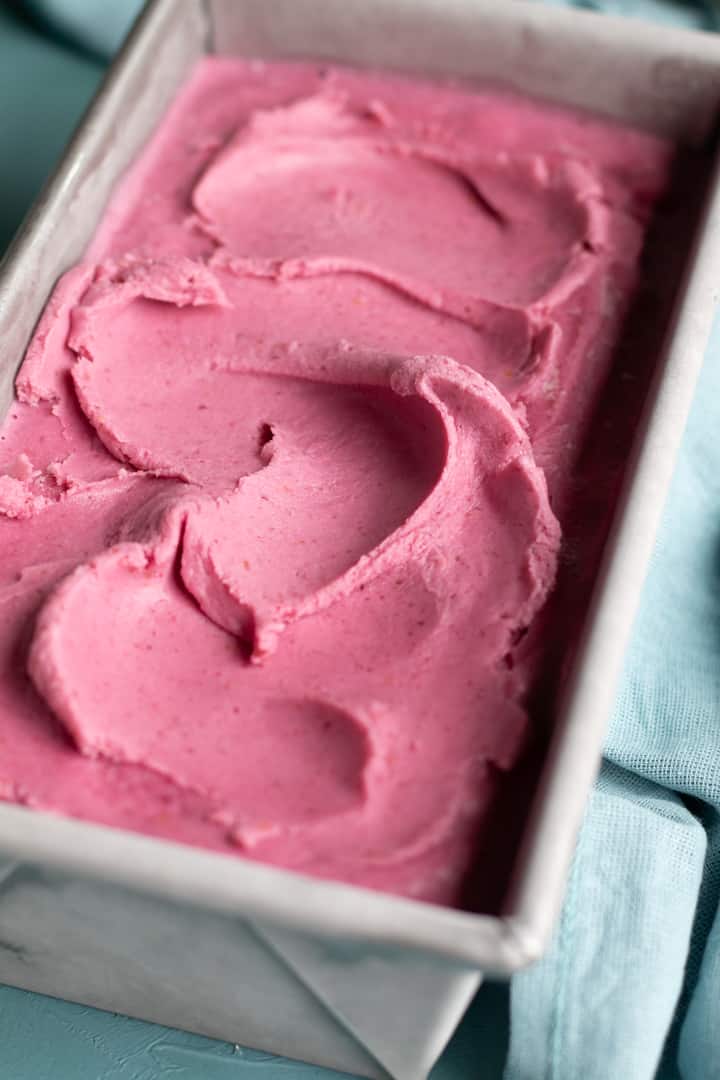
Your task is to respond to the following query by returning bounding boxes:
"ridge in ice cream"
[0,59,673,905]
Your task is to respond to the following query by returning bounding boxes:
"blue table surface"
[0,5,508,1077]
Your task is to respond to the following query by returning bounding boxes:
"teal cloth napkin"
[506,328,720,1079]
[542,0,718,26]
[2,3,720,1079]
[19,0,144,57]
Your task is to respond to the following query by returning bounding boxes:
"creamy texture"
[0,59,673,904]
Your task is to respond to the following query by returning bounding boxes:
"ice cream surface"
[0,59,673,904]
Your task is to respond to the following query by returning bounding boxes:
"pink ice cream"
[0,59,673,904]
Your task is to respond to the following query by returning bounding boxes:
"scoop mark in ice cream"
[29,259,560,856]
[192,93,603,309]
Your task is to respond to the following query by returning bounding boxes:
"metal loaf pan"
[0,2,719,1078]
